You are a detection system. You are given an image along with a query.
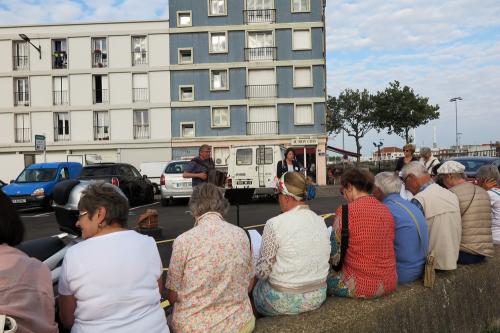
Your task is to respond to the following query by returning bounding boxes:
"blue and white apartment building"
[169,0,328,184]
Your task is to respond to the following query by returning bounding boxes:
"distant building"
[372,146,404,161]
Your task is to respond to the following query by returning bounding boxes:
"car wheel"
[146,187,155,204]
[44,197,54,211]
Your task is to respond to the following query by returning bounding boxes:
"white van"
[139,161,168,194]
[227,144,285,196]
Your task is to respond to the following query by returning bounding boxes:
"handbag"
[390,200,435,288]
[0,315,17,333]
[332,204,349,272]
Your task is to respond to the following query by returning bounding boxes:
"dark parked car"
[78,163,155,206]
[448,156,500,180]
[0,179,6,188]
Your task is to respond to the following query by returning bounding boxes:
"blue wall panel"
[277,65,325,98]
[275,0,323,23]
[276,28,324,61]
[169,0,245,28]
[278,102,325,135]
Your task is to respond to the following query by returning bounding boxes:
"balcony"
[92,89,109,104]
[53,91,69,105]
[246,84,278,99]
[13,56,29,70]
[93,126,110,141]
[52,51,67,69]
[15,128,31,143]
[243,9,276,24]
[244,47,276,61]
[92,50,108,68]
[14,92,30,106]
[246,121,279,135]
[133,88,149,102]
[132,51,148,66]
[133,124,150,139]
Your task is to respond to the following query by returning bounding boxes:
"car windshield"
[454,159,493,172]
[80,166,115,177]
[16,168,57,183]
[165,162,188,174]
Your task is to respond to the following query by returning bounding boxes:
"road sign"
[35,135,46,151]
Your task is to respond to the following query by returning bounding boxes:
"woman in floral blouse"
[165,183,255,333]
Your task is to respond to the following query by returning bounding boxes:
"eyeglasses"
[78,211,88,219]
[403,149,411,152]
[400,175,410,184]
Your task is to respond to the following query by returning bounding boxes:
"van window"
[236,149,252,165]
[256,147,273,165]
[165,161,188,173]
[58,167,69,180]
[16,168,57,183]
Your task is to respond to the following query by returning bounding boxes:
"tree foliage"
[327,89,376,163]
[373,81,440,143]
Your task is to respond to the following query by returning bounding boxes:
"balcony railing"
[92,51,108,68]
[52,51,68,69]
[15,128,31,143]
[132,51,148,66]
[133,124,150,139]
[14,92,30,106]
[244,9,276,24]
[246,121,279,135]
[54,127,70,141]
[133,88,149,102]
[246,84,278,98]
[244,47,276,61]
[93,126,110,141]
[53,91,69,105]
[92,89,109,104]
[13,56,29,70]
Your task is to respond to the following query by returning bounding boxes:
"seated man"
[401,162,461,271]
[373,172,429,284]
[437,161,494,264]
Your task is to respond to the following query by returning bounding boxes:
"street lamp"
[373,140,383,173]
[19,34,41,59]
[449,97,462,149]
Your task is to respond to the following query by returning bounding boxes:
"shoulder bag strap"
[390,200,426,256]
[334,204,349,271]
[460,186,476,217]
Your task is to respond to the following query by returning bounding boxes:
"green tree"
[373,81,440,143]
[327,89,376,163]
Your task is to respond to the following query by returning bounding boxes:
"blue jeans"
[458,251,485,265]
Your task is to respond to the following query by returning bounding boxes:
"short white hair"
[374,172,402,196]
[401,161,428,178]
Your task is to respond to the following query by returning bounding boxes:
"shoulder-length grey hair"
[78,182,129,227]
[374,172,402,196]
[189,183,229,217]
[476,165,500,183]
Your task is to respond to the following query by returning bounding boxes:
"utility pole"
[373,140,383,173]
[449,97,462,149]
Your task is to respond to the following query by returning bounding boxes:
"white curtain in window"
[212,107,229,127]
[293,29,311,49]
[211,33,226,52]
[54,112,70,137]
[132,37,146,52]
[295,104,313,124]
[53,77,68,91]
[210,0,225,14]
[134,110,149,126]
[247,0,273,9]
[92,38,107,52]
[292,0,309,11]
[15,42,28,57]
[248,69,275,85]
[294,67,312,87]
[178,14,191,26]
[16,78,28,94]
[182,124,195,137]
[16,113,29,129]
[211,70,227,89]
[247,31,273,48]
[248,106,276,122]
[181,87,193,100]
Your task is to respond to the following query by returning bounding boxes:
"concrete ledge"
[254,245,500,333]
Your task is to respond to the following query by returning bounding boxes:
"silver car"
[160,160,193,206]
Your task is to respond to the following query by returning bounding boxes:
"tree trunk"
[405,128,410,144]
[355,136,362,164]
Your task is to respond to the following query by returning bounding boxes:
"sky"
[1,0,499,155]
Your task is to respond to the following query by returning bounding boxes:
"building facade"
[0,21,171,181]
[168,0,328,184]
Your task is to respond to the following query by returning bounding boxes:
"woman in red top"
[327,168,397,298]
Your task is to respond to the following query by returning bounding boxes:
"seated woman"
[0,191,58,333]
[476,165,500,244]
[328,168,397,298]
[166,183,254,333]
[58,183,169,333]
[253,172,330,316]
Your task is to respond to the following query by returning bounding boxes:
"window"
[214,147,229,166]
[246,31,275,61]
[52,39,67,69]
[93,75,109,104]
[92,37,107,68]
[210,69,228,90]
[292,29,312,50]
[179,85,194,101]
[236,148,252,165]
[294,104,314,125]
[181,122,195,137]
[245,0,275,23]
[132,36,147,65]
[93,111,110,140]
[209,0,226,15]
[133,110,150,139]
[14,78,29,106]
[54,112,70,141]
[294,66,312,87]
[209,32,227,53]
[291,0,310,12]
[247,69,277,98]
[211,106,230,127]
[177,11,192,27]
[53,76,69,105]
[13,41,29,70]
[178,48,193,64]
[247,106,278,135]
[132,73,149,102]
[15,113,30,143]
[256,147,273,164]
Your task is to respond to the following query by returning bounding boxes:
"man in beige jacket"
[437,161,494,264]
[401,162,461,270]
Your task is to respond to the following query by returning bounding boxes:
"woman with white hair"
[475,165,500,244]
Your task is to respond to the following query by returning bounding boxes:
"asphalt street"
[20,194,345,269]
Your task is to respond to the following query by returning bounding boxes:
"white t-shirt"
[488,188,500,244]
[58,230,169,333]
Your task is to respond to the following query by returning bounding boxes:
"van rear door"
[233,147,256,188]
[255,146,275,188]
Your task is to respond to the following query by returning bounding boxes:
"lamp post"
[449,97,462,150]
[373,140,383,173]
[19,34,41,59]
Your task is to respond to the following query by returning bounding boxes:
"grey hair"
[401,161,428,178]
[420,147,431,157]
[374,172,402,196]
[189,183,229,217]
[476,165,500,183]
[78,182,129,227]
[199,144,211,153]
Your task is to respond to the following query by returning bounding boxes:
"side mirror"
[142,174,148,180]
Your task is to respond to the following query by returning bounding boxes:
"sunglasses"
[403,149,411,152]
[78,211,88,219]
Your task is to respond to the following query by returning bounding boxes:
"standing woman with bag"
[327,168,397,298]
[276,148,302,178]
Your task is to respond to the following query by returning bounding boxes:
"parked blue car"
[2,162,82,210]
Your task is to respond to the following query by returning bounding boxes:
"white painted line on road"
[129,202,159,211]
[21,212,55,218]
